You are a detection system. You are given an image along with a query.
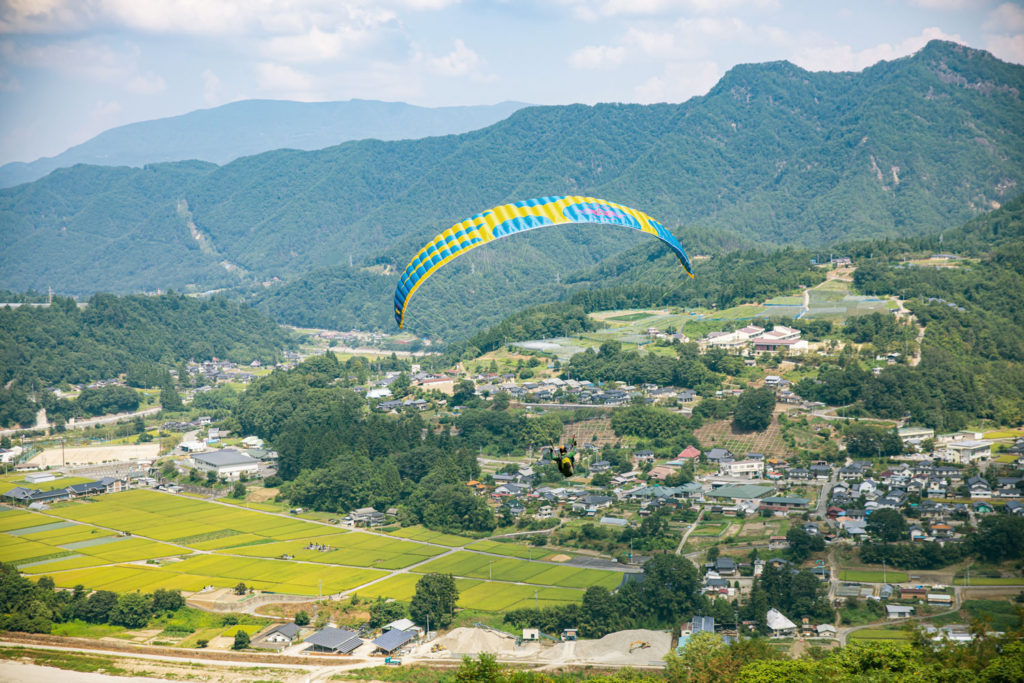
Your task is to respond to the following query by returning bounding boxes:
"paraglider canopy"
[393,195,693,328]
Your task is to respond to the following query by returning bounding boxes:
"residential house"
[967,476,991,498]
[706,448,734,462]
[349,507,386,527]
[263,623,301,644]
[765,608,797,637]
[886,605,915,620]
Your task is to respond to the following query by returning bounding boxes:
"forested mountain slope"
[2,41,1021,339]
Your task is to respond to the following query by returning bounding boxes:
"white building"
[718,459,765,478]
[766,608,797,637]
[191,449,259,481]
[940,440,991,465]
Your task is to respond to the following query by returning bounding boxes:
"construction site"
[416,626,672,669]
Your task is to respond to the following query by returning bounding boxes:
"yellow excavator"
[629,641,650,653]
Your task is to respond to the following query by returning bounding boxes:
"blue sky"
[0,0,1022,166]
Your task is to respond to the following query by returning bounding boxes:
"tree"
[844,424,902,459]
[786,528,825,562]
[233,629,250,650]
[972,515,1024,562]
[77,590,118,623]
[234,582,248,596]
[231,481,246,499]
[390,372,411,398]
[207,470,218,485]
[733,387,776,432]
[866,508,908,543]
[410,573,459,630]
[151,589,184,612]
[160,376,184,412]
[110,592,154,628]
[294,610,310,626]
[368,597,406,628]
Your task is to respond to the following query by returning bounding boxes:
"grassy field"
[839,569,909,583]
[848,629,912,641]
[953,577,1023,586]
[960,600,1023,632]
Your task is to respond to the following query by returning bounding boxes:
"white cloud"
[568,44,626,69]
[201,68,222,104]
[984,33,1024,63]
[906,0,975,9]
[428,39,494,82]
[633,59,721,102]
[255,62,319,98]
[790,26,964,72]
[125,72,166,94]
[3,38,167,93]
[985,3,1024,32]
[559,0,778,21]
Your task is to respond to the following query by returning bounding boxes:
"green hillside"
[2,41,1022,340]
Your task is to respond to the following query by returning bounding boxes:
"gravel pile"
[573,629,671,665]
[435,627,519,655]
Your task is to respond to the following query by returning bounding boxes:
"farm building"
[372,628,417,654]
[304,627,362,654]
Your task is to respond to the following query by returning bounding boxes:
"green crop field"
[466,540,568,561]
[223,531,442,569]
[413,551,622,589]
[9,490,621,608]
[848,629,912,641]
[457,583,584,611]
[839,569,909,583]
[388,525,473,546]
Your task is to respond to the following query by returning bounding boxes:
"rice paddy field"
[413,551,622,589]
[1,490,623,610]
[466,539,570,562]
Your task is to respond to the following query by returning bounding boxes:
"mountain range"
[0,99,529,188]
[1,40,1022,339]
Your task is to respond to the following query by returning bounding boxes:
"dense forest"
[3,41,1023,339]
[232,353,499,533]
[0,293,293,428]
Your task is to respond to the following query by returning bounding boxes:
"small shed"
[523,628,539,641]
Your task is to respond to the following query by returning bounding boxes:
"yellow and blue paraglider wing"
[393,195,693,328]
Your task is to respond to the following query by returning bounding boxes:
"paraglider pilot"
[552,438,578,478]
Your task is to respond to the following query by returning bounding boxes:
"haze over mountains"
[2,40,1022,338]
[0,100,530,188]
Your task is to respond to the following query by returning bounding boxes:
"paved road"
[815,468,839,519]
[676,507,705,555]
